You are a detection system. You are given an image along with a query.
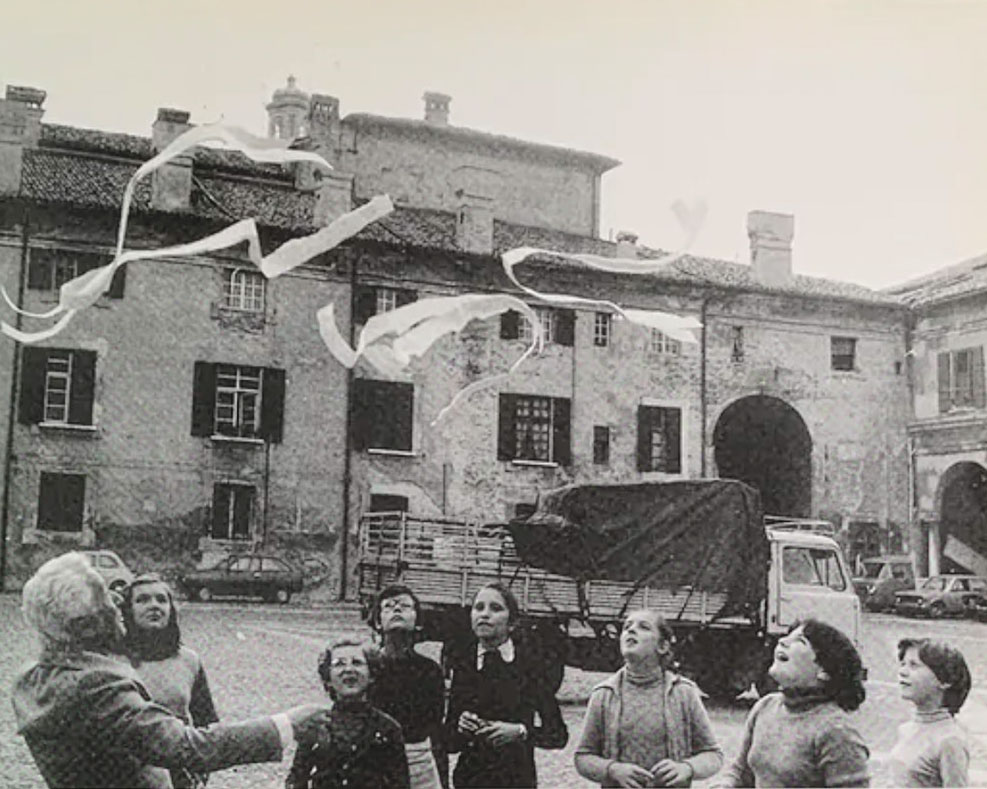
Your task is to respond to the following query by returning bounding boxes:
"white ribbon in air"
[1,123,394,342]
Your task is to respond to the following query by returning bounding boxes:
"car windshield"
[921,577,949,591]
[862,563,884,579]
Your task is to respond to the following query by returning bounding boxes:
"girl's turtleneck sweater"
[716,689,870,787]
[616,663,669,770]
[889,708,969,787]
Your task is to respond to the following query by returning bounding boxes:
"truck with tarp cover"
[357,479,861,698]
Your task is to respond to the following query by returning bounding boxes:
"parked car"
[852,555,915,612]
[893,574,987,618]
[178,554,303,603]
[80,549,134,593]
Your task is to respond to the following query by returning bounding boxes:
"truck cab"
[765,521,862,648]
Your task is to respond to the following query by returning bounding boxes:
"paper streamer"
[1,120,394,342]
[317,293,543,423]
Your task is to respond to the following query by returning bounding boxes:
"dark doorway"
[938,462,987,575]
[713,395,812,517]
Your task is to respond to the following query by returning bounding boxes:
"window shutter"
[497,394,517,460]
[552,397,571,465]
[191,362,217,437]
[974,347,986,409]
[391,381,414,451]
[260,367,286,443]
[38,472,85,532]
[636,406,653,472]
[396,289,417,308]
[68,350,96,425]
[937,352,951,413]
[108,263,127,299]
[27,250,50,290]
[354,285,377,324]
[211,484,230,539]
[666,408,682,473]
[554,309,575,347]
[232,488,252,539]
[500,310,520,340]
[19,346,47,424]
[351,378,372,451]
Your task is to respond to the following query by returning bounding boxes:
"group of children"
[296,581,974,788]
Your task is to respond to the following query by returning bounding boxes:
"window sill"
[39,422,98,434]
[210,434,265,446]
[511,459,558,468]
[367,448,417,458]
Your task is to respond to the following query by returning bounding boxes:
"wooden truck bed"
[357,513,734,625]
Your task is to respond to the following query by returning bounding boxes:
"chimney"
[313,171,354,226]
[456,189,494,254]
[0,85,46,195]
[616,230,639,259]
[151,108,192,211]
[747,210,794,287]
[295,93,341,191]
[423,91,451,126]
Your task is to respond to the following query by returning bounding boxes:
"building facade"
[0,80,912,593]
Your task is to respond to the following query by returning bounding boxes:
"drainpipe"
[1,205,30,592]
[339,250,357,601]
[699,296,711,477]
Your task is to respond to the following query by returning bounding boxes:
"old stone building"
[0,79,912,593]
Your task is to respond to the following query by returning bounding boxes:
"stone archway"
[937,461,987,575]
[713,395,812,517]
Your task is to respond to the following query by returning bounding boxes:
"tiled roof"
[17,126,899,307]
[884,253,987,307]
[343,114,620,174]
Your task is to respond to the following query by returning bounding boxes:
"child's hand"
[474,721,525,747]
[457,711,487,736]
[651,759,694,786]
[607,761,654,788]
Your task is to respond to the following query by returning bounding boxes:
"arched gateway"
[937,461,987,575]
[713,395,812,517]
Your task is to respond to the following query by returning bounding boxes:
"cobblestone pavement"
[1,596,985,787]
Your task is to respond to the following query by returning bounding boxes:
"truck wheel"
[197,587,213,603]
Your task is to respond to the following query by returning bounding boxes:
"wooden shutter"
[636,406,653,472]
[937,352,951,413]
[973,347,986,409]
[211,484,230,539]
[396,289,417,308]
[260,368,286,443]
[232,487,252,539]
[385,381,414,451]
[351,378,372,451]
[19,346,47,424]
[354,285,377,325]
[497,394,517,460]
[38,472,85,532]
[191,362,217,437]
[68,350,96,426]
[500,310,520,340]
[551,397,571,465]
[108,263,127,299]
[665,408,682,473]
[26,249,51,290]
[554,309,575,347]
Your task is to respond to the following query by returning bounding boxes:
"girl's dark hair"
[897,638,971,715]
[120,573,181,662]
[799,619,866,711]
[473,582,521,625]
[370,584,421,631]
[317,635,378,697]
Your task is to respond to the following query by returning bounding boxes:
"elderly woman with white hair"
[12,551,331,789]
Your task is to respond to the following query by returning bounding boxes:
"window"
[636,406,681,473]
[223,268,265,312]
[649,329,681,356]
[19,347,96,426]
[500,308,575,347]
[782,546,846,591]
[191,362,286,442]
[593,313,611,347]
[37,472,85,532]
[731,326,745,363]
[593,425,610,465]
[831,336,857,371]
[514,503,537,520]
[497,394,571,465]
[352,379,414,452]
[354,285,417,324]
[97,554,119,569]
[211,483,253,540]
[27,248,126,298]
[369,494,409,513]
[938,347,986,412]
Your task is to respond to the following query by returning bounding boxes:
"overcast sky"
[4,0,985,289]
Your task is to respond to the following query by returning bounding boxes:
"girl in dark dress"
[287,635,410,789]
[369,584,448,789]
[445,582,568,788]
